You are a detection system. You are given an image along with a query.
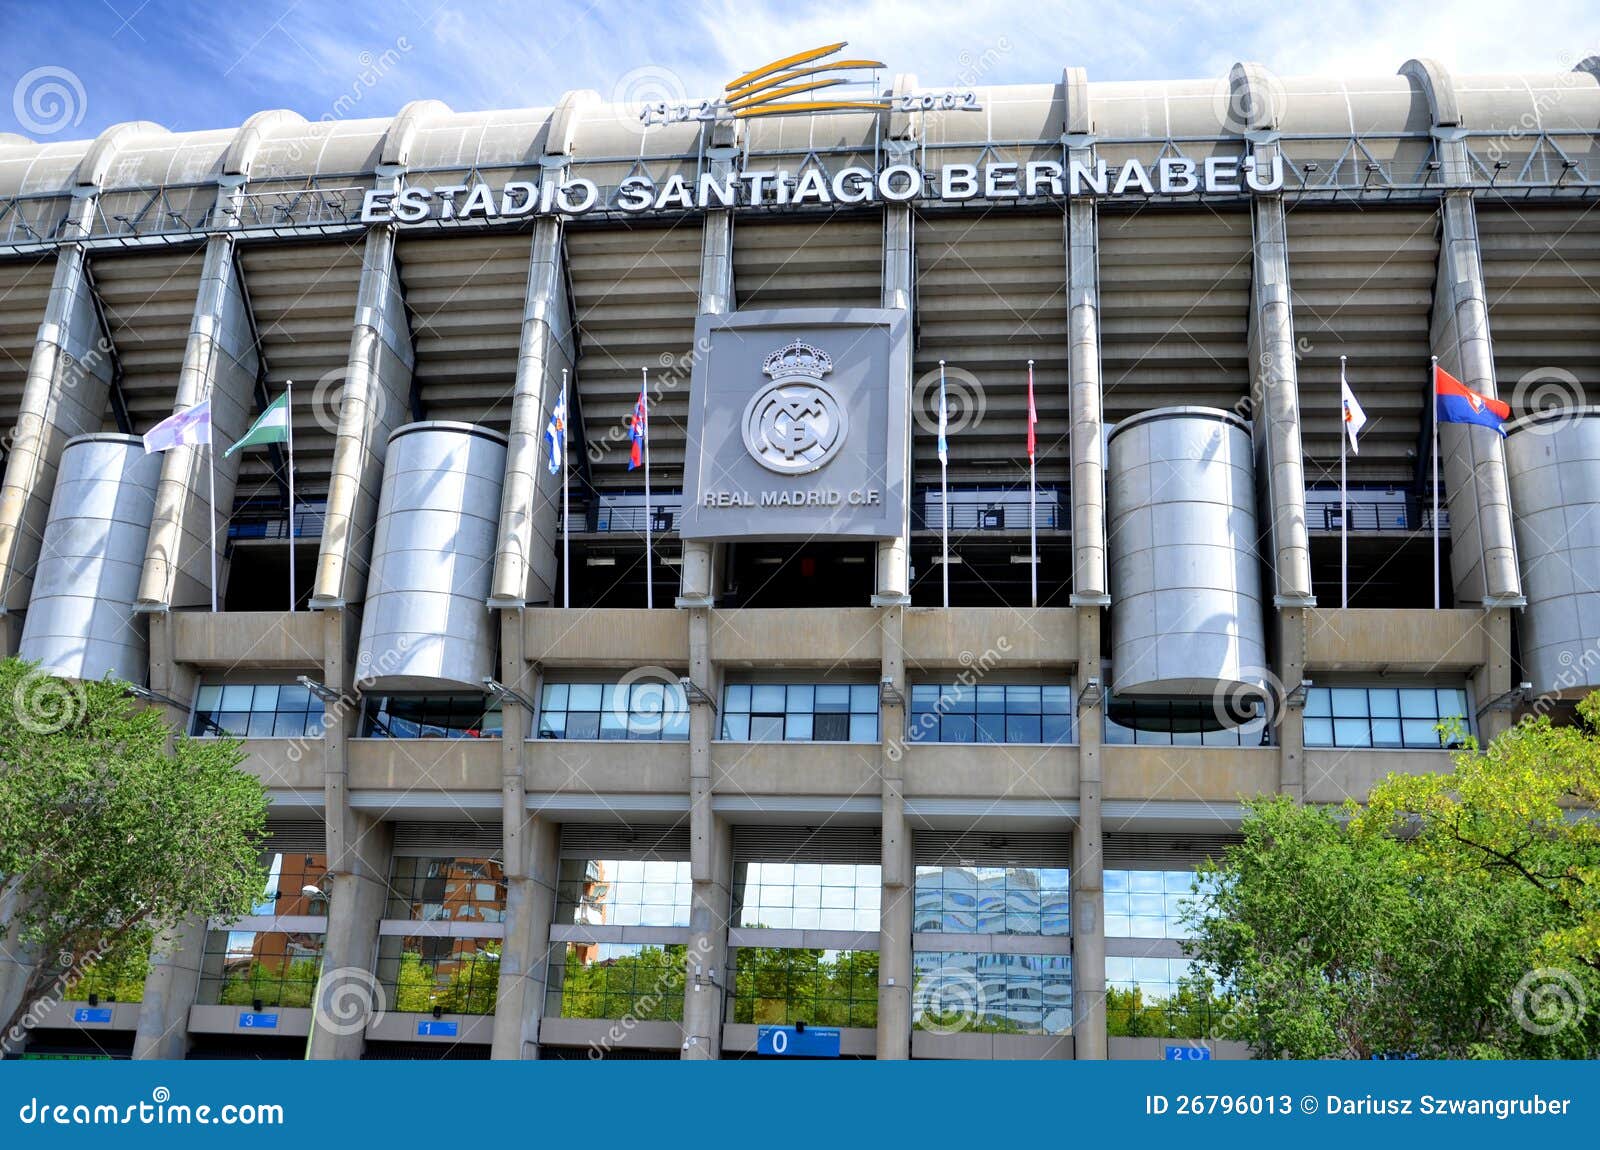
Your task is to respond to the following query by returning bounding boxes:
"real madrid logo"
[741,340,849,475]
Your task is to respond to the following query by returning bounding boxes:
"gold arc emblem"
[722,42,887,119]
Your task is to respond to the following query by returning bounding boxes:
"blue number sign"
[757,1025,841,1058]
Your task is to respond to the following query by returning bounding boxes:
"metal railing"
[1304,499,1448,533]
[915,488,1067,532]
[227,502,327,541]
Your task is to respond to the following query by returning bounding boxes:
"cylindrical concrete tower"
[18,434,163,683]
[1107,406,1267,706]
[1505,409,1600,698]
[356,421,508,691]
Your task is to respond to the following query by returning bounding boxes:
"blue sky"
[2,0,1597,141]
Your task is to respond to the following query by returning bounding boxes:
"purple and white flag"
[143,399,213,453]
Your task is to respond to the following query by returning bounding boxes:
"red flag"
[1026,362,1038,459]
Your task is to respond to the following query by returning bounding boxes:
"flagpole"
[1028,358,1037,610]
[1431,355,1440,611]
[940,360,949,610]
[1340,355,1348,610]
[561,368,570,611]
[642,367,653,611]
[208,438,219,613]
[286,379,297,612]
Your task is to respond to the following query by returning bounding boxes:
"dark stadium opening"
[563,541,679,608]
[723,542,876,608]
[1307,534,1454,608]
[223,539,318,611]
[909,540,1072,607]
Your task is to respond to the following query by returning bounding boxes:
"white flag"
[144,399,213,453]
[1340,374,1366,455]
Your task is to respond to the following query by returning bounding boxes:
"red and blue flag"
[628,384,648,470]
[1435,365,1509,434]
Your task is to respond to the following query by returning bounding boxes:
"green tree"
[0,660,268,1044]
[1185,795,1598,1059]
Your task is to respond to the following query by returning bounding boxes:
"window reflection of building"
[914,865,1070,935]
[386,856,506,924]
[555,858,691,964]
[201,849,329,1007]
[378,854,508,1015]
[912,950,1073,1036]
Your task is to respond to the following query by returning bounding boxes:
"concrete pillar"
[1231,64,1314,609]
[1276,606,1307,801]
[136,232,258,610]
[132,917,207,1060]
[1064,67,1110,608]
[677,123,738,609]
[492,812,559,1059]
[1401,58,1523,609]
[0,195,113,638]
[0,885,40,1049]
[680,605,729,1057]
[1473,607,1517,743]
[873,128,915,607]
[307,810,390,1060]
[877,604,913,1058]
[489,191,575,609]
[311,219,415,609]
[1072,605,1106,1058]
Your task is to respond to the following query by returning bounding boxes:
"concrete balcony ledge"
[1110,1036,1251,1060]
[188,1004,313,1038]
[912,1030,1074,1060]
[237,738,323,790]
[171,610,325,668]
[539,1016,682,1052]
[367,1011,493,1045]
[1304,746,1455,804]
[713,607,881,667]
[1104,746,1278,803]
[722,1023,876,1057]
[901,742,1078,800]
[711,741,880,796]
[347,737,502,791]
[525,608,687,667]
[525,739,689,794]
[1304,608,1487,673]
[903,607,1077,670]
[36,1000,140,1031]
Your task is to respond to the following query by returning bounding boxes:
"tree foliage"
[1184,692,1600,1060]
[0,659,268,1044]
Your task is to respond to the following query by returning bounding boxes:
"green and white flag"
[225,392,290,456]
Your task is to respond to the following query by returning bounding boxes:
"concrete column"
[136,232,258,610]
[677,126,738,609]
[1276,606,1307,801]
[1064,67,1110,608]
[311,218,415,609]
[1072,605,1106,1058]
[0,195,112,638]
[489,206,574,609]
[680,605,729,1057]
[877,604,913,1058]
[307,810,390,1060]
[0,885,40,1049]
[492,813,559,1059]
[872,191,913,606]
[1401,58,1522,609]
[1473,607,1517,743]
[132,917,206,1060]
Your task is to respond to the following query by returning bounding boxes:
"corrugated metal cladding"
[398,233,532,432]
[732,215,882,309]
[732,826,881,864]
[0,258,52,436]
[1098,210,1253,423]
[566,222,700,486]
[237,240,365,501]
[1480,205,1600,409]
[913,830,1072,867]
[87,247,206,433]
[558,823,690,860]
[263,818,326,854]
[1101,833,1239,869]
[912,212,1069,484]
[391,820,502,855]
[1289,208,1439,485]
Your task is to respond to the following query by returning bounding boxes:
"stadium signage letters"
[359,155,1286,225]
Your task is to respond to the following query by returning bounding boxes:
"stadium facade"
[1,53,1599,1060]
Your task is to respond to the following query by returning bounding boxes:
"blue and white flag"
[936,366,949,467]
[545,383,567,476]
[143,399,212,453]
